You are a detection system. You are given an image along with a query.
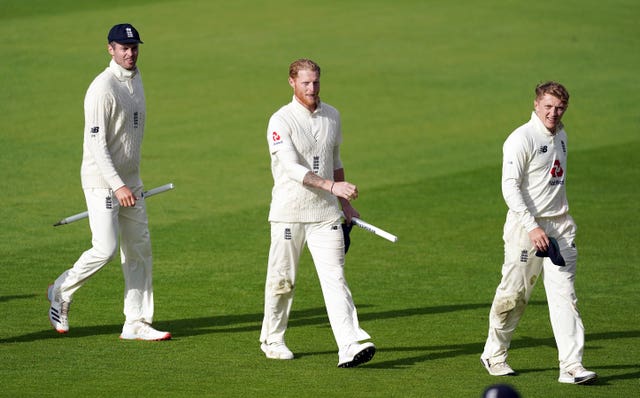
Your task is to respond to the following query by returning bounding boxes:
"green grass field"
[1,0,638,397]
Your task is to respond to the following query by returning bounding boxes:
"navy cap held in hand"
[535,236,566,266]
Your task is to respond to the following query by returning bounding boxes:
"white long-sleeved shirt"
[502,111,569,231]
[80,59,146,191]
[267,97,343,222]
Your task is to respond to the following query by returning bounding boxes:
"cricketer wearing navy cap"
[108,23,143,44]
[47,21,171,341]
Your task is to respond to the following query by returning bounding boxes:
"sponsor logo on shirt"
[90,126,100,134]
[538,145,548,154]
[272,131,283,146]
[551,159,564,178]
[549,159,565,186]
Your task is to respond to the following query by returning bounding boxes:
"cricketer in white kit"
[481,82,596,384]
[260,59,375,367]
[48,23,170,341]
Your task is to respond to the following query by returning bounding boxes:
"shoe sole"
[47,285,68,334]
[338,345,376,368]
[559,374,597,385]
[119,333,172,341]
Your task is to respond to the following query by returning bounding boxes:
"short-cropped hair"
[535,81,569,104]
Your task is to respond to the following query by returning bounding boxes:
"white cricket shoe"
[120,321,171,341]
[558,365,597,384]
[48,284,70,334]
[338,342,376,368]
[261,342,294,360]
[481,357,517,376]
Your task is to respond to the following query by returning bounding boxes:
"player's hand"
[528,227,549,252]
[114,185,137,207]
[332,181,358,201]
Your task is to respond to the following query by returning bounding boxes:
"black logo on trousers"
[105,196,113,209]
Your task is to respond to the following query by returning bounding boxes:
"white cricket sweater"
[502,111,569,231]
[267,97,343,222]
[80,59,146,191]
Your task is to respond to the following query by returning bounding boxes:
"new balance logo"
[90,126,99,134]
[539,145,548,154]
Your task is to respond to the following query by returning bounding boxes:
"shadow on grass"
[4,301,640,379]
[0,323,124,343]
[0,301,494,343]
[0,294,36,303]
[366,330,640,371]
[510,363,640,387]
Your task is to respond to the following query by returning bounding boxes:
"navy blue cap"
[107,23,143,44]
[535,236,566,266]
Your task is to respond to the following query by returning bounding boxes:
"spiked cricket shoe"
[47,284,69,334]
[338,342,376,368]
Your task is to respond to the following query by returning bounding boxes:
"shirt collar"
[108,59,138,81]
[531,111,563,137]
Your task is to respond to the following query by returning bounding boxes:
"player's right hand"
[528,227,549,252]
[114,185,137,207]
[333,181,358,201]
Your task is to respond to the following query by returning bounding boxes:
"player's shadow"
[5,300,640,378]
[508,363,639,386]
[0,301,491,343]
[162,302,493,337]
[364,329,640,371]
[0,294,36,303]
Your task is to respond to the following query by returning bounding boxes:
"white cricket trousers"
[482,211,585,371]
[54,187,154,324]
[260,218,371,349]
